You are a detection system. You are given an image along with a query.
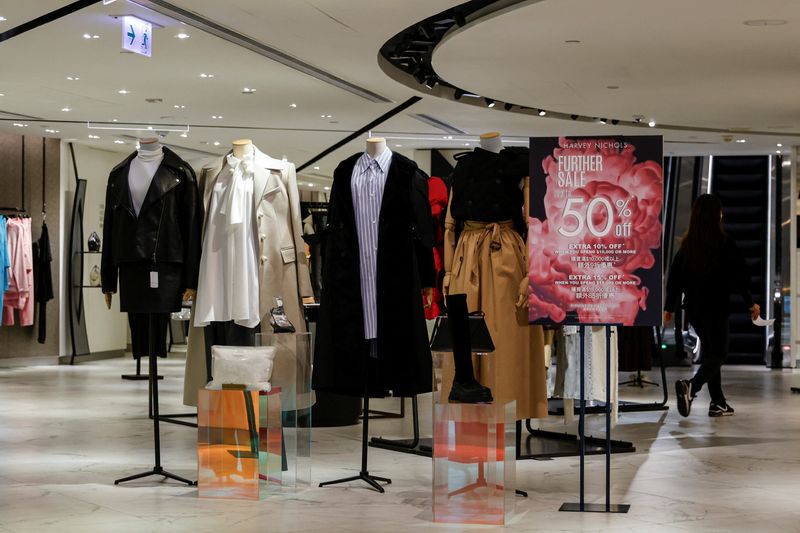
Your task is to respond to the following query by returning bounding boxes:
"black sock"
[446,293,476,384]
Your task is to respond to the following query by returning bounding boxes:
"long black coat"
[312,152,434,397]
[101,147,202,313]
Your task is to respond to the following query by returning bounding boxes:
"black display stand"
[115,313,195,486]
[122,356,163,381]
[319,377,391,493]
[559,326,629,514]
[369,396,431,457]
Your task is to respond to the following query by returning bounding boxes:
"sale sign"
[528,136,663,326]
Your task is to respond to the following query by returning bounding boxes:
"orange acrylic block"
[432,401,516,525]
[197,389,261,500]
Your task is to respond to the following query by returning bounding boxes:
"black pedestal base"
[560,502,630,513]
[319,471,391,493]
[369,437,432,457]
[122,374,162,381]
[114,466,195,486]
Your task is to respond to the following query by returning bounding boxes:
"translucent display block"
[255,332,312,491]
[197,389,261,500]
[432,401,516,525]
[259,388,283,488]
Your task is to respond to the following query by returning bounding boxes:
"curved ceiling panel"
[434,0,800,133]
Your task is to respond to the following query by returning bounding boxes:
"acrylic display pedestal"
[432,400,516,526]
[197,389,261,500]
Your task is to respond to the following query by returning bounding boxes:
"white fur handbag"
[206,345,276,392]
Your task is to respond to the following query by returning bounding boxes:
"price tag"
[150,271,159,289]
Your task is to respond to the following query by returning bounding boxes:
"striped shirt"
[351,149,392,340]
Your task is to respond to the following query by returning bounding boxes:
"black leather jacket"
[100,147,203,294]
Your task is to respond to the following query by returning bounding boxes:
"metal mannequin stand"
[560,326,629,513]
[115,312,195,486]
[122,356,163,381]
[319,365,391,493]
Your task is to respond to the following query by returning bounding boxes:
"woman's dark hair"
[680,194,726,272]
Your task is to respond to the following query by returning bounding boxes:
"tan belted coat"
[183,148,313,407]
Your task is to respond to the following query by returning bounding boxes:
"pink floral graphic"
[529,137,663,325]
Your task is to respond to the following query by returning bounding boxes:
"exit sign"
[122,16,152,57]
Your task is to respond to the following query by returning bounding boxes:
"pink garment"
[3,217,34,326]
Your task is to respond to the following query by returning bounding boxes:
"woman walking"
[664,194,760,418]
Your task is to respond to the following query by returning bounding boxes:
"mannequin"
[103,138,200,361]
[442,136,548,419]
[479,131,503,153]
[313,138,435,492]
[183,140,313,407]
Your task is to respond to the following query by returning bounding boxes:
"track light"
[611,119,619,125]
[423,76,438,89]
[454,88,464,100]
[454,11,467,27]
[570,114,579,120]
[504,103,513,111]
[538,109,546,116]
[485,98,495,108]
[648,120,656,127]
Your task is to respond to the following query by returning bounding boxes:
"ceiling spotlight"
[735,139,747,143]
[313,166,320,170]
[570,114,579,120]
[111,119,118,122]
[308,183,315,187]
[648,120,656,127]
[464,143,470,146]
[504,103,513,111]
[454,11,467,27]
[83,33,99,39]
[242,87,256,94]
[118,89,130,94]
[538,109,547,116]
[326,114,332,118]
[114,139,125,144]
[485,98,495,108]
[211,115,223,119]
[88,134,100,139]
[611,119,619,125]
[598,118,607,125]
[213,141,221,146]
[66,76,80,81]
[61,107,71,112]
[777,143,783,147]
[12,123,27,128]
[289,103,297,108]
[0,17,6,22]
[324,186,331,191]
[423,76,438,89]
[0,93,4,97]
[200,73,214,78]
[175,33,190,39]
[776,149,782,153]
[45,129,59,134]
[395,144,403,147]
[454,89,464,100]
[173,104,185,109]
[179,133,188,138]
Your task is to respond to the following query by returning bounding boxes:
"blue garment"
[0,216,9,324]
[350,149,392,340]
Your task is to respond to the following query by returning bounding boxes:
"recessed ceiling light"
[179,133,188,138]
[88,134,100,139]
[200,73,214,78]
[175,33,190,39]
[0,93,4,97]
[173,104,185,109]
[211,115,223,119]
[213,141,221,146]
[776,149,782,153]
[313,166,320,170]
[82,33,99,39]
[66,76,80,81]
[114,139,125,144]
[565,39,581,43]
[111,119,118,122]
[289,103,297,108]
[12,123,27,128]
[735,139,747,143]
[485,98,495,108]
[0,17,6,22]
[648,120,656,127]
[777,143,783,147]
[395,144,402,147]
[464,143,470,146]
[538,109,547,116]
[61,107,71,112]
[324,186,331,191]
[118,89,130,94]
[44,129,59,134]
[743,19,787,26]
[597,118,607,125]
[308,183,315,187]
[242,87,256,94]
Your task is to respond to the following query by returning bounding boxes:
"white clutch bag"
[206,345,276,392]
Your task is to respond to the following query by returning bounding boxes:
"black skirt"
[118,261,183,313]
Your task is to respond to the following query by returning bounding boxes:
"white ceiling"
[0,0,795,186]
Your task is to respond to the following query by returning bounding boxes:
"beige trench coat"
[183,148,313,407]
[441,210,549,421]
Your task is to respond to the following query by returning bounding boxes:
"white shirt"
[194,147,260,328]
[351,149,392,339]
[128,148,164,216]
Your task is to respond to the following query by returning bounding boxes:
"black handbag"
[430,311,495,353]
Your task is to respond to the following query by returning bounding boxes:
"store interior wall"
[0,133,61,359]
[59,143,128,358]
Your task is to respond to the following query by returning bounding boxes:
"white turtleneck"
[129,148,164,216]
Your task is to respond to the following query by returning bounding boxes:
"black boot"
[446,294,493,403]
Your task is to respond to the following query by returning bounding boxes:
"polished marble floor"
[0,353,799,532]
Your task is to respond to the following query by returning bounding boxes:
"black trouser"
[203,320,261,382]
[688,312,730,405]
[128,313,170,358]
